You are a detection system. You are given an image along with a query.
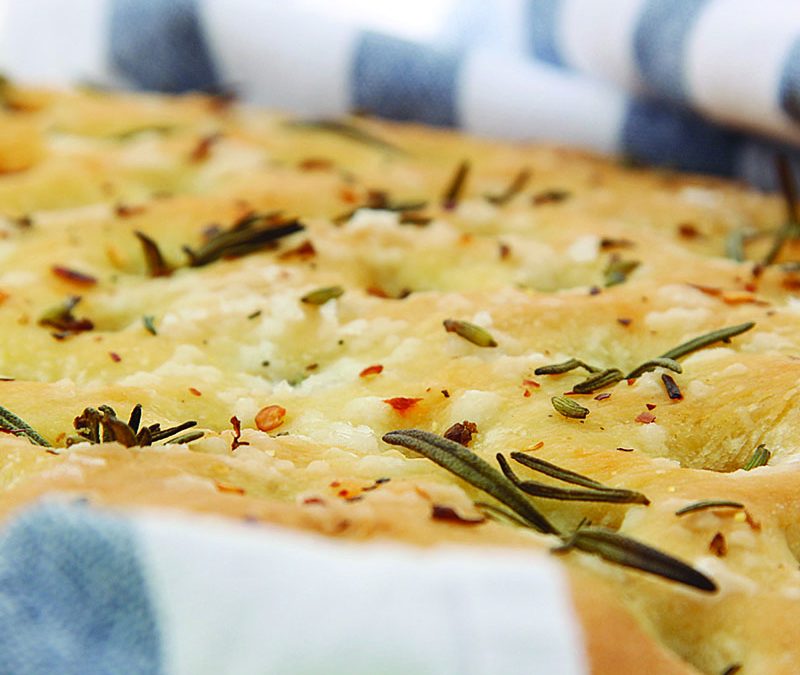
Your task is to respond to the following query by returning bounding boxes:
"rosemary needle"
[554,526,717,592]
[743,444,771,470]
[625,357,682,380]
[535,358,600,376]
[551,396,590,419]
[571,368,624,394]
[443,319,497,347]
[659,322,755,361]
[0,404,50,446]
[498,454,649,504]
[675,500,744,516]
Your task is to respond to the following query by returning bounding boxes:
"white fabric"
[459,49,627,153]
[137,514,588,675]
[685,0,800,143]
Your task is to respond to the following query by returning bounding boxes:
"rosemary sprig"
[743,444,770,470]
[301,286,344,305]
[486,168,531,206]
[38,296,94,335]
[625,357,682,380]
[442,160,470,209]
[762,155,800,266]
[381,429,556,533]
[571,368,624,394]
[135,231,172,277]
[534,358,600,376]
[553,526,717,592]
[442,319,497,347]
[658,322,755,361]
[0,404,50,446]
[551,396,589,419]
[382,429,715,591]
[70,405,200,447]
[675,500,744,516]
[283,118,403,154]
[183,213,304,267]
[497,454,649,504]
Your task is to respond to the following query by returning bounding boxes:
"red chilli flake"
[230,415,249,451]
[635,411,657,424]
[359,364,384,378]
[188,387,202,397]
[431,504,485,525]
[215,482,245,495]
[522,378,540,388]
[303,497,325,505]
[115,203,146,218]
[646,403,657,411]
[529,441,545,451]
[298,157,334,171]
[108,352,121,363]
[383,397,423,413]
[709,532,727,557]
[189,133,221,163]
[51,266,98,287]
[594,392,612,401]
[278,239,316,260]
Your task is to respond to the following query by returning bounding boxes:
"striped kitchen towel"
[0,503,586,675]
[2,0,800,188]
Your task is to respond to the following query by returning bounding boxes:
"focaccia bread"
[0,83,798,674]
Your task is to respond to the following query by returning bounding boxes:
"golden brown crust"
[1,83,800,672]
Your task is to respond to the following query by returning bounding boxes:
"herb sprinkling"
[301,286,344,305]
[486,168,530,205]
[675,500,744,516]
[382,429,715,591]
[184,212,304,267]
[551,396,590,419]
[497,453,649,504]
[743,444,770,470]
[0,404,49,446]
[135,231,172,277]
[442,160,470,209]
[443,319,497,347]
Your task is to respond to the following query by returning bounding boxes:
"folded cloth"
[0,504,586,675]
[2,0,800,188]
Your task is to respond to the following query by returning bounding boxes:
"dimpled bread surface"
[0,84,799,674]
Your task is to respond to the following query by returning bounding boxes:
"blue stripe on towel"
[621,97,739,175]
[778,37,800,124]
[0,505,160,675]
[526,0,565,67]
[109,0,219,93]
[633,0,708,102]
[352,31,461,127]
